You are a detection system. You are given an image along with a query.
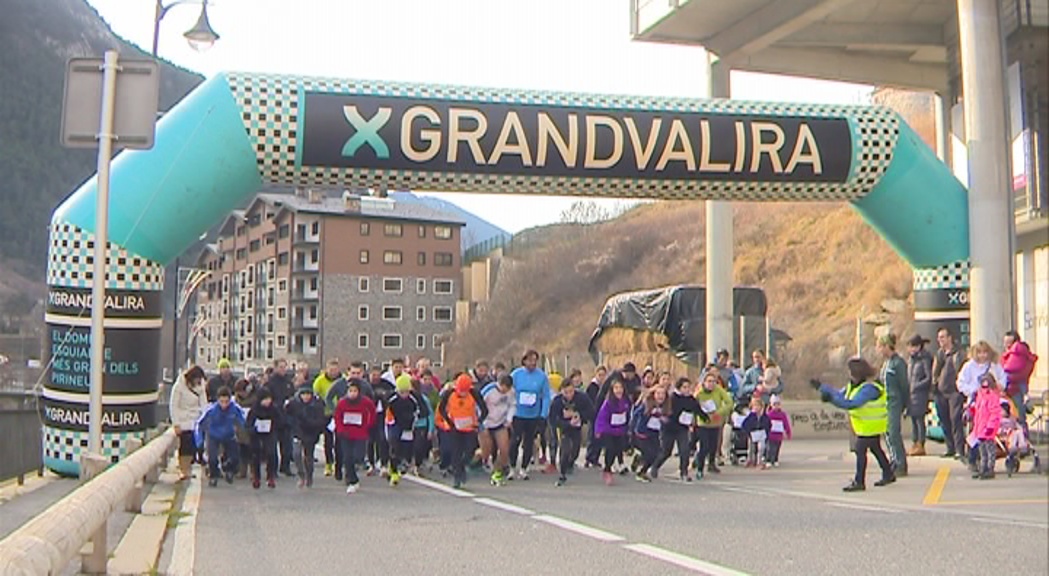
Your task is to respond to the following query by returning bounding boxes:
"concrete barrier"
[0,428,175,575]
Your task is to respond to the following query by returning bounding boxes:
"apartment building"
[192,189,464,370]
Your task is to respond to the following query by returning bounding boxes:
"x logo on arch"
[341,105,392,159]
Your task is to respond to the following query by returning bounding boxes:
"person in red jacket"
[1002,330,1038,432]
[334,381,376,493]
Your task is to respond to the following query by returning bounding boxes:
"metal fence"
[0,409,43,484]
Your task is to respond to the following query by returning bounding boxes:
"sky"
[86,0,872,234]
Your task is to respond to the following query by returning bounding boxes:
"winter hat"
[455,373,473,394]
[217,358,232,370]
[258,387,273,401]
[395,373,412,393]
[297,385,314,397]
[770,394,782,406]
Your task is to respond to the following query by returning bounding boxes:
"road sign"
[60,56,159,150]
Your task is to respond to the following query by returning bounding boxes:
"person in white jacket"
[170,365,209,480]
[957,341,1007,401]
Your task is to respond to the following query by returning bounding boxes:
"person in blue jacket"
[411,378,436,476]
[508,349,552,480]
[195,386,246,487]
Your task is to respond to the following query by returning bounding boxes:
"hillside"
[446,201,914,388]
[0,0,203,280]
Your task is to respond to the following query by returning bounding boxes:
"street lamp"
[152,0,220,58]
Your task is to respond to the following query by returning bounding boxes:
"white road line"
[166,471,201,576]
[971,517,1048,530]
[533,514,625,542]
[717,486,771,497]
[827,502,905,514]
[401,474,475,497]
[623,543,752,576]
[473,497,535,516]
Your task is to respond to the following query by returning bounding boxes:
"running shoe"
[490,469,506,486]
[252,478,260,490]
[707,464,721,474]
[389,470,401,486]
[346,483,359,494]
[602,471,613,486]
[516,468,530,481]
[267,477,276,489]
[680,473,692,483]
[224,469,234,484]
[695,470,704,481]
[635,472,652,483]
[555,476,566,487]
[208,478,218,487]
[297,478,305,489]
[543,463,557,475]
[324,463,333,477]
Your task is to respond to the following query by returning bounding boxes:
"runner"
[368,367,393,476]
[245,388,282,489]
[438,374,488,489]
[594,378,632,486]
[313,359,342,477]
[652,377,701,482]
[194,387,245,487]
[509,350,551,480]
[411,377,436,476]
[284,385,327,488]
[385,374,422,486]
[632,385,671,482]
[549,377,595,487]
[694,372,733,478]
[480,374,515,486]
[334,380,376,494]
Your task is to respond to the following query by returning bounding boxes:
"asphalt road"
[194,440,1049,576]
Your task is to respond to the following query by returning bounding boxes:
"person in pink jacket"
[764,395,792,468]
[1001,330,1038,432]
[971,374,1003,480]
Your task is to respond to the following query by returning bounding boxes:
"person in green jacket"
[694,371,734,478]
[313,359,342,477]
[877,334,910,477]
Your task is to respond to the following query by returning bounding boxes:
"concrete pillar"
[706,53,734,364]
[79,453,109,575]
[957,0,1015,344]
[934,92,948,162]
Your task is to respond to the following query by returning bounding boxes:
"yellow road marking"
[936,499,1049,506]
[923,466,951,506]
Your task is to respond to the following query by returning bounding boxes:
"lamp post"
[149,0,219,379]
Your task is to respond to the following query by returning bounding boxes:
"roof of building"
[257,192,466,226]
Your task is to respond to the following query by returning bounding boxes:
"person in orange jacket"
[438,374,489,489]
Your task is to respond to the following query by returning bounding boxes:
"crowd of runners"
[167,329,1040,494]
[169,348,800,492]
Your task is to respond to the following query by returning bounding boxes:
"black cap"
[622,362,637,373]
[907,334,930,347]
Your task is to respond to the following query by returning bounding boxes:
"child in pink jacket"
[971,374,1003,479]
[764,395,792,468]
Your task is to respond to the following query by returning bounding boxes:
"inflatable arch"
[43,72,970,474]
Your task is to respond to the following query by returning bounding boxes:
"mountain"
[0,0,203,279]
[388,191,511,251]
[445,201,914,390]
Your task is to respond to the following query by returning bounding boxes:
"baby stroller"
[728,403,750,466]
[995,397,1042,477]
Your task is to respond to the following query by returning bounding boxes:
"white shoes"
[516,468,530,480]
[346,484,359,494]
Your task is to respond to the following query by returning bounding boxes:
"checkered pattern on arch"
[913,260,971,291]
[225,72,900,202]
[47,222,165,291]
[43,426,146,465]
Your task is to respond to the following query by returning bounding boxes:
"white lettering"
[733,121,746,172]
[750,122,785,174]
[447,108,488,164]
[655,119,696,172]
[584,116,624,169]
[488,111,533,166]
[624,117,662,171]
[699,119,730,172]
[536,113,578,168]
[401,105,441,162]
[784,123,823,174]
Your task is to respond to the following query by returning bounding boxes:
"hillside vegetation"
[447,201,914,387]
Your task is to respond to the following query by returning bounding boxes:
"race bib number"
[750,430,767,443]
[519,392,537,407]
[610,412,627,426]
[647,417,662,431]
[770,421,785,434]
[700,400,717,414]
[376,401,383,413]
[254,419,272,434]
[343,412,363,426]
[454,417,474,430]
[327,419,335,433]
[678,412,694,426]
[400,430,414,442]
[570,415,582,428]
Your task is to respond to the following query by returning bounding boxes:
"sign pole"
[88,50,120,456]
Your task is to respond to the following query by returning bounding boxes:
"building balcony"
[291,317,320,330]
[292,262,320,274]
[294,231,320,245]
[290,289,320,302]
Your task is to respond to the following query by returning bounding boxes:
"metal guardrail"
[0,428,175,575]
[0,409,43,485]
[463,234,513,264]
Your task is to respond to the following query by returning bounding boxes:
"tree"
[559,201,611,225]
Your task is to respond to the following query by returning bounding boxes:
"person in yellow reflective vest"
[811,357,896,492]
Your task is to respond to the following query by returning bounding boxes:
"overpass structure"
[632,0,1048,385]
